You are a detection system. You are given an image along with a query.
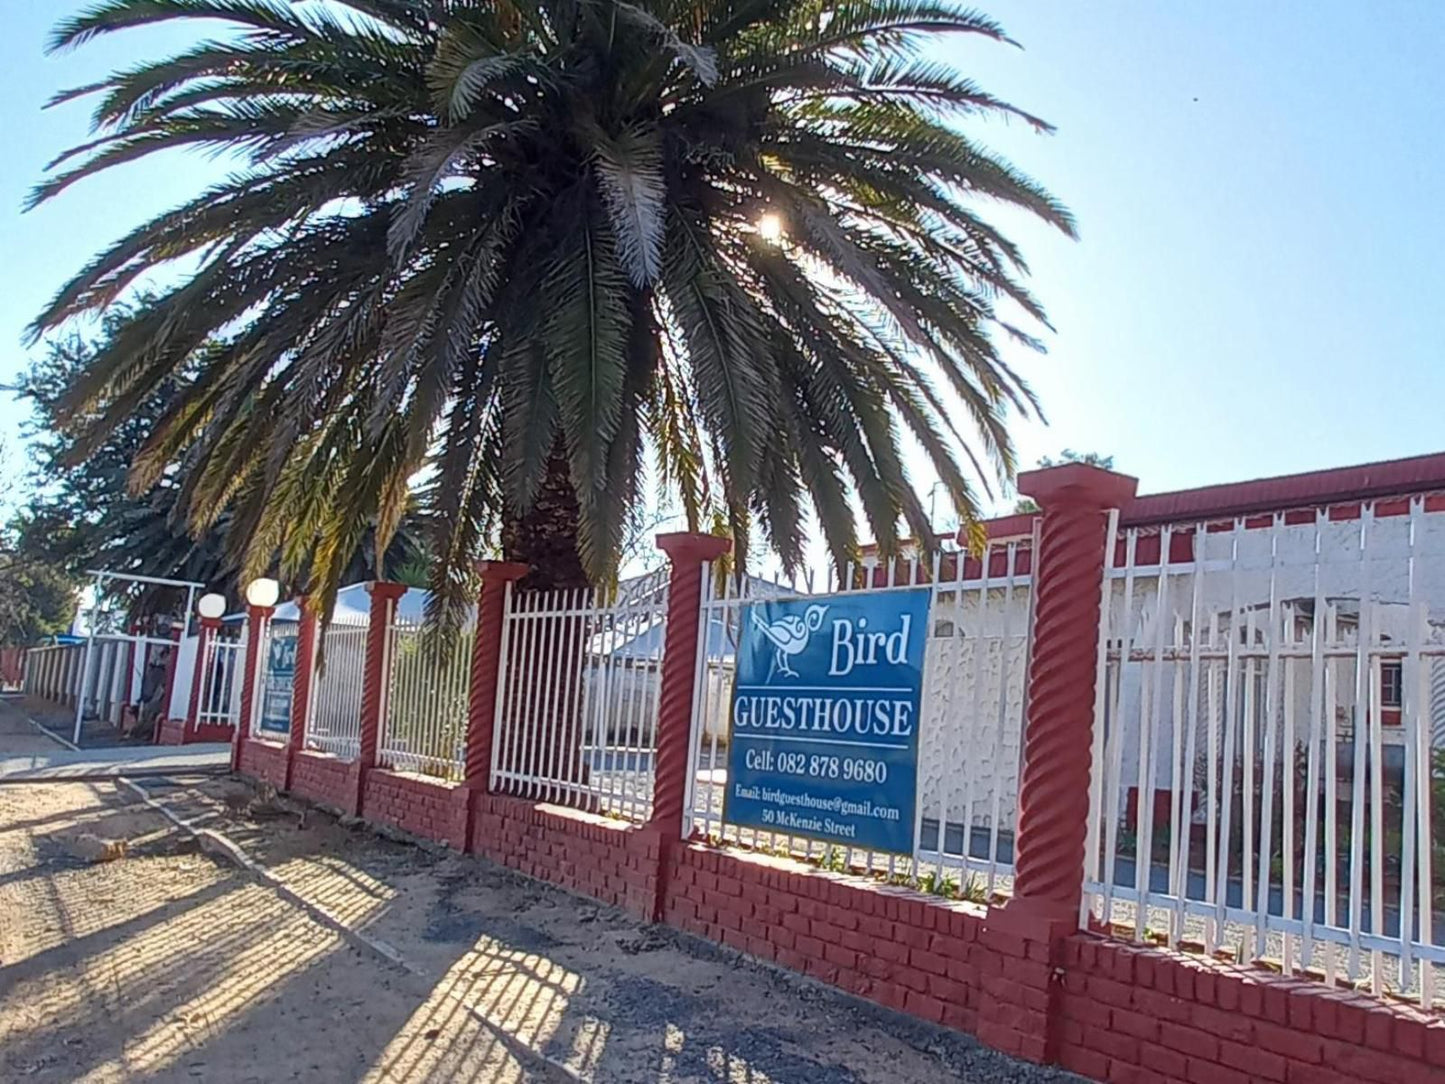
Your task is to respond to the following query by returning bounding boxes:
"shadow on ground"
[0,707,1081,1083]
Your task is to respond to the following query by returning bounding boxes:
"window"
[1380,659,1403,725]
[1380,660,1403,708]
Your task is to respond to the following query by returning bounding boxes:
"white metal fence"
[308,622,368,759]
[688,543,1034,898]
[25,643,84,705]
[27,635,174,732]
[379,618,472,780]
[1084,501,1445,1006]
[491,571,668,821]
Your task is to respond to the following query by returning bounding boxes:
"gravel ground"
[0,701,1085,1084]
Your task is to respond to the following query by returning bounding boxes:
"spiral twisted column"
[358,581,407,772]
[233,604,274,772]
[1009,464,1137,927]
[288,601,319,757]
[465,562,531,790]
[650,533,731,840]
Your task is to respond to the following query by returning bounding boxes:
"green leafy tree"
[33,0,1072,627]
[1038,449,1114,470]
[0,546,77,647]
[16,307,430,620]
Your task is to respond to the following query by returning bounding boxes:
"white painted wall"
[168,634,199,722]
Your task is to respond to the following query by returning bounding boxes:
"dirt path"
[0,702,1082,1083]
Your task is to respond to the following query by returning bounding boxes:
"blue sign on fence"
[258,626,297,735]
[724,587,932,853]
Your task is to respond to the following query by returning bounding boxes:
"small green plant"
[917,870,958,898]
[957,874,988,904]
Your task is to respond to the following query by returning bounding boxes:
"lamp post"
[245,578,280,610]
[185,593,228,743]
[233,577,280,771]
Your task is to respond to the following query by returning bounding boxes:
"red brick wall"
[467,795,658,920]
[290,751,356,813]
[156,718,186,746]
[1056,937,1445,1084]
[362,770,467,849]
[665,843,984,1035]
[238,738,288,788]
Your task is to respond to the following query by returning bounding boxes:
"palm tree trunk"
[500,448,588,592]
[498,446,594,802]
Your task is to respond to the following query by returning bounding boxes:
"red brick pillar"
[980,462,1136,1065]
[232,603,275,772]
[184,615,222,744]
[285,600,320,790]
[352,581,406,816]
[465,562,531,790]
[642,532,731,920]
[456,562,530,850]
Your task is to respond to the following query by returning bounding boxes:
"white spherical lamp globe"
[196,593,227,620]
[244,577,280,609]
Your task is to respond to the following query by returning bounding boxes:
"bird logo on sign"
[751,604,829,679]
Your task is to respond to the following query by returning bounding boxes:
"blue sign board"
[258,626,297,735]
[724,587,931,853]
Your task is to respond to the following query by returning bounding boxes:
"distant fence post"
[155,622,183,746]
[643,532,730,919]
[232,602,275,773]
[285,599,320,790]
[352,581,406,817]
[979,462,1136,1064]
[122,621,140,722]
[185,615,221,745]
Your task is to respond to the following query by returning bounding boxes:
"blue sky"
[2,1,1443,526]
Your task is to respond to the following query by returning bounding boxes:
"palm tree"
[33,0,1072,625]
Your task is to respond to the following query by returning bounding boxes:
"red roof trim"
[940,450,1445,546]
[1118,450,1445,526]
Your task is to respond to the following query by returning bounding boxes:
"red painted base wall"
[468,795,659,920]
[237,738,288,788]
[1057,938,1444,1084]
[361,770,467,849]
[156,718,186,746]
[665,844,983,1034]
[256,760,1445,1083]
[289,750,357,814]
